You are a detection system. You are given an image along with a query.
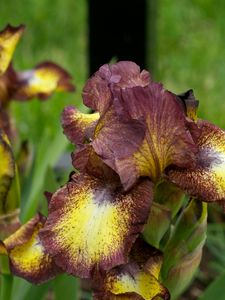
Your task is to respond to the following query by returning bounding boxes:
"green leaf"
[11,278,34,300]
[199,272,225,300]
[143,202,171,248]
[4,166,20,213]
[20,131,69,222]
[154,180,185,218]
[11,278,52,300]
[53,274,79,300]
[23,282,51,300]
[0,274,13,300]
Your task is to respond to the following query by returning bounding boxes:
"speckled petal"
[13,61,75,100]
[0,130,15,211]
[1,214,61,284]
[61,106,99,144]
[93,239,169,300]
[168,120,225,202]
[39,173,153,278]
[0,25,24,75]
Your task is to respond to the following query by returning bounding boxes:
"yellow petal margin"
[0,130,15,211]
[61,106,99,144]
[0,25,24,76]
[1,214,61,284]
[168,120,225,202]
[14,61,75,100]
[39,173,153,278]
[93,239,170,300]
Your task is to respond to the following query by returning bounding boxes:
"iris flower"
[0,24,75,238]
[1,61,225,299]
[0,24,75,138]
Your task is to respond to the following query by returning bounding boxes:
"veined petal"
[93,239,169,300]
[93,83,197,190]
[39,173,153,278]
[0,25,24,76]
[72,144,119,181]
[61,106,99,144]
[168,120,225,202]
[0,130,15,211]
[13,61,75,100]
[1,214,61,284]
[82,61,151,113]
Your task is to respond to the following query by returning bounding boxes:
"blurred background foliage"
[0,0,225,299]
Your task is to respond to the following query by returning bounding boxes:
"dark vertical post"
[88,0,147,75]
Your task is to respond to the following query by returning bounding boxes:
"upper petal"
[0,25,24,76]
[39,173,153,278]
[82,61,151,113]
[168,120,225,202]
[93,83,197,190]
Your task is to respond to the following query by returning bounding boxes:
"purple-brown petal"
[72,144,119,181]
[168,120,225,202]
[61,106,99,144]
[93,82,197,190]
[82,61,151,113]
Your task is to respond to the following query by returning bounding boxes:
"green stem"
[0,274,13,300]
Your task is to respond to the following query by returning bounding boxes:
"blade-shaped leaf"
[198,272,225,300]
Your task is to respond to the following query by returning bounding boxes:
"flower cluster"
[1,56,225,297]
[0,24,74,240]
[0,24,74,139]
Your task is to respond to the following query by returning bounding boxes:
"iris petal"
[82,61,150,113]
[168,120,225,202]
[13,61,75,100]
[0,130,15,210]
[72,144,119,181]
[61,106,99,144]
[1,214,61,284]
[39,173,153,278]
[0,25,24,76]
[93,82,197,190]
[176,89,199,121]
[93,239,169,300]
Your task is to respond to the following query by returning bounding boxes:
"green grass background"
[0,0,225,299]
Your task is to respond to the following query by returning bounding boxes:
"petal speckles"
[93,239,170,300]
[1,214,61,284]
[39,173,153,278]
[168,120,225,202]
